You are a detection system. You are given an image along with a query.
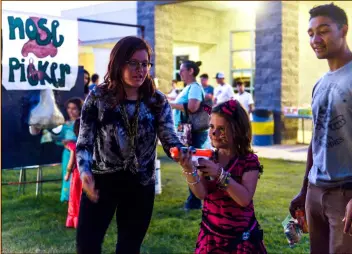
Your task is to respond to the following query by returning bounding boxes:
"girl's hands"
[197,158,221,178]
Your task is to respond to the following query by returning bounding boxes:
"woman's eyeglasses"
[126,61,153,70]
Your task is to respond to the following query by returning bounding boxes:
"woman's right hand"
[81,171,99,203]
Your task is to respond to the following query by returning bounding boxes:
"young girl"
[175,99,267,253]
[59,98,83,202]
[64,118,82,228]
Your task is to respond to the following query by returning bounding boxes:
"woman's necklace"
[119,97,141,174]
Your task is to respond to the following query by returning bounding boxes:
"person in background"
[58,98,83,202]
[200,73,214,106]
[76,36,182,254]
[213,72,236,106]
[174,99,266,253]
[289,3,352,253]
[235,80,255,119]
[64,118,82,228]
[89,73,99,91]
[166,79,179,102]
[170,60,208,211]
[84,69,91,98]
[32,97,83,201]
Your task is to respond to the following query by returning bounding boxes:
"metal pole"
[77,18,144,29]
[77,18,145,39]
[36,166,40,197]
[18,167,23,194]
[23,168,27,194]
[40,166,43,196]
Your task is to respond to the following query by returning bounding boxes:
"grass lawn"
[1,147,310,253]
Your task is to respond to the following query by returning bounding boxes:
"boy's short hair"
[309,3,348,29]
[92,74,99,83]
[200,73,209,79]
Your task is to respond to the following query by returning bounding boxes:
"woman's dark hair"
[309,3,348,29]
[103,36,156,105]
[74,118,80,137]
[84,69,90,95]
[212,101,253,156]
[65,97,84,114]
[84,69,90,86]
[182,60,202,77]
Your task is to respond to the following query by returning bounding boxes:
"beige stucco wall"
[154,3,256,92]
[217,9,256,85]
[155,4,219,92]
[281,1,300,144]
[155,1,352,101]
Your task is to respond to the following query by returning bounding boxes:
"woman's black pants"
[76,171,155,254]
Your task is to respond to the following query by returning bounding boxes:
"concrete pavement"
[253,144,308,162]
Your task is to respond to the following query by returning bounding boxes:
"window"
[174,55,189,81]
[230,30,255,95]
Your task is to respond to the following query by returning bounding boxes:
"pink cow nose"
[21,17,58,59]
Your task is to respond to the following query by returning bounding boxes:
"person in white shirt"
[213,72,235,106]
[235,80,255,119]
[166,79,179,102]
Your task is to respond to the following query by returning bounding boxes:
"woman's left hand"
[197,158,221,178]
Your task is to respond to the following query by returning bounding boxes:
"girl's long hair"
[212,102,253,156]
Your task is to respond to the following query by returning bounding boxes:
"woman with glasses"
[76,36,182,254]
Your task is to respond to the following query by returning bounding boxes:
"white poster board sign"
[2,11,79,90]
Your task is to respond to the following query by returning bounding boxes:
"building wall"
[255,1,283,112]
[155,4,220,92]
[255,1,302,144]
[62,2,137,42]
[78,47,95,76]
[281,1,300,143]
[138,1,352,144]
[153,3,256,92]
[218,9,256,85]
[154,4,173,91]
[93,48,111,81]
[63,2,138,78]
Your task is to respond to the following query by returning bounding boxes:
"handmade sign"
[2,11,79,90]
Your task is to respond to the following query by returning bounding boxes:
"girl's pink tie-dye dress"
[195,153,267,254]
